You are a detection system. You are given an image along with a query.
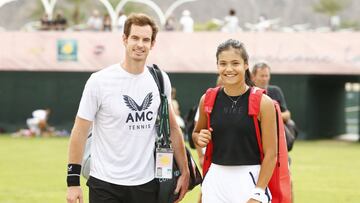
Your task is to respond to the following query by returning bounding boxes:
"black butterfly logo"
[123,93,153,111]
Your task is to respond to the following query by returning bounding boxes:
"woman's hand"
[246,198,261,203]
[195,129,212,148]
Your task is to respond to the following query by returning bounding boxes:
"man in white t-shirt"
[117,11,127,32]
[179,10,194,33]
[66,13,189,203]
[221,9,240,33]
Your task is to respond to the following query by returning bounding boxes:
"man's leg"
[127,179,159,203]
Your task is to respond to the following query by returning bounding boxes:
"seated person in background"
[53,11,67,31]
[40,13,51,31]
[26,108,51,136]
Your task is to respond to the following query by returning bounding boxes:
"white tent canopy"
[0,0,17,8]
[0,32,360,75]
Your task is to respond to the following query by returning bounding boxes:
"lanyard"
[156,93,171,148]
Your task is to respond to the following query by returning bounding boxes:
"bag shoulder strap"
[148,64,164,95]
[204,87,221,113]
[248,87,266,116]
[204,86,221,129]
[148,64,171,147]
[248,87,266,160]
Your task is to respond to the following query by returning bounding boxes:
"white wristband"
[250,187,269,203]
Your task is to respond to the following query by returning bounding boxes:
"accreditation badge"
[155,148,173,179]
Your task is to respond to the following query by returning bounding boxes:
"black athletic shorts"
[87,176,159,203]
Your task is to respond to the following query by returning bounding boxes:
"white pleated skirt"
[202,163,271,203]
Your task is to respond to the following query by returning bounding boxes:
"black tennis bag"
[149,65,202,203]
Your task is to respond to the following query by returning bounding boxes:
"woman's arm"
[256,94,277,189]
[192,95,212,148]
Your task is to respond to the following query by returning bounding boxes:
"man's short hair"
[123,13,159,43]
[252,62,271,75]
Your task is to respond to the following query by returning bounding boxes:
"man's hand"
[66,186,83,203]
[173,169,190,203]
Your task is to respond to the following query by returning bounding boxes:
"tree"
[313,0,349,30]
[64,0,93,25]
[313,0,347,16]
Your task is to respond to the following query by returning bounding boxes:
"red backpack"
[203,86,292,203]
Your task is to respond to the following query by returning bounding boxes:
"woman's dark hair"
[216,39,254,86]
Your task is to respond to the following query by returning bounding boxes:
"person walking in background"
[66,13,189,203]
[252,62,297,202]
[221,9,240,33]
[251,61,298,150]
[164,16,176,31]
[193,39,277,203]
[102,14,112,31]
[251,62,291,122]
[87,10,103,31]
[179,10,194,33]
[117,11,127,32]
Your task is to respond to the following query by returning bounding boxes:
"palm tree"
[313,0,347,16]
[313,0,349,29]
[63,0,94,25]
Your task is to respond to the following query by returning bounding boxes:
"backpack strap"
[148,64,164,95]
[248,87,266,161]
[148,64,171,148]
[204,87,221,128]
[202,86,220,176]
[248,87,266,116]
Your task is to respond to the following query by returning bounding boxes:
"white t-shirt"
[77,64,172,185]
[221,16,239,33]
[180,16,194,33]
[32,109,47,120]
[87,16,103,31]
[118,15,127,32]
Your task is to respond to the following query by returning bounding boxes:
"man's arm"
[66,116,92,203]
[68,116,92,163]
[168,104,190,203]
[272,86,291,122]
[281,110,291,122]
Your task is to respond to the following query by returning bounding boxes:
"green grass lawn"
[0,135,359,203]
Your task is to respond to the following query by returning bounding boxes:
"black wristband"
[67,164,81,187]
